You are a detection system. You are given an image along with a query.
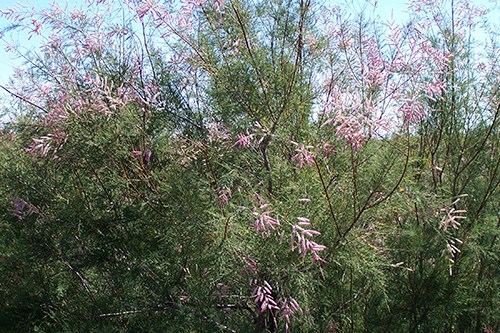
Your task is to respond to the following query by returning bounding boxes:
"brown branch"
[0,84,48,113]
[314,159,341,237]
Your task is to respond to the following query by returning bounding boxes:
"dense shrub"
[0,0,498,332]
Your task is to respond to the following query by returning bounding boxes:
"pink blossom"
[30,18,42,35]
[83,34,103,54]
[133,0,167,20]
[242,257,257,275]
[25,132,67,159]
[482,325,495,333]
[424,78,446,100]
[318,141,335,159]
[132,150,143,160]
[440,207,466,231]
[279,297,303,333]
[399,98,426,124]
[217,187,232,208]
[10,198,39,220]
[206,122,231,143]
[321,90,370,151]
[332,114,367,151]
[132,150,152,165]
[252,281,279,314]
[291,142,315,168]
[362,37,388,87]
[290,222,326,263]
[446,239,461,257]
[144,149,152,163]
[297,217,310,225]
[253,207,280,238]
[234,131,254,148]
[69,10,86,21]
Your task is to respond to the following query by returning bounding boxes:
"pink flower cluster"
[233,131,255,148]
[10,198,39,220]
[290,218,326,263]
[362,37,388,88]
[242,257,258,275]
[251,280,303,333]
[439,197,467,274]
[217,187,232,208]
[206,122,232,143]
[279,297,303,333]
[252,280,279,314]
[291,142,315,168]
[252,203,280,237]
[131,0,226,38]
[25,131,67,159]
[132,149,152,164]
[446,237,463,261]
[439,199,467,231]
[322,112,367,152]
[399,97,426,124]
[130,0,169,20]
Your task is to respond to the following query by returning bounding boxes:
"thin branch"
[314,159,341,237]
[0,84,48,113]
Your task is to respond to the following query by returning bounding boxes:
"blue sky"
[1,0,53,86]
[0,0,498,87]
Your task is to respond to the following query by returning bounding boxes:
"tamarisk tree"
[0,0,498,332]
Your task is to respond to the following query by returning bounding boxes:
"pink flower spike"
[243,257,257,274]
[144,149,152,163]
[289,297,301,312]
[30,18,42,35]
[297,217,311,225]
[312,252,327,263]
[291,142,316,169]
[252,204,280,237]
[234,131,254,148]
[302,229,321,237]
[132,150,143,162]
[260,301,268,313]
[259,203,271,210]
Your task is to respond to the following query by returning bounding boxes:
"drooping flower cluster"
[279,297,303,333]
[132,149,152,165]
[291,142,315,168]
[319,86,378,151]
[290,217,326,263]
[217,187,232,208]
[317,1,457,150]
[321,111,371,152]
[130,0,168,21]
[399,97,426,123]
[241,257,258,275]
[446,237,463,262]
[129,0,226,36]
[362,37,389,88]
[10,198,39,220]
[249,278,303,333]
[233,130,255,148]
[252,203,280,238]
[439,198,467,231]
[439,196,467,275]
[206,122,232,143]
[25,131,68,159]
[252,280,280,314]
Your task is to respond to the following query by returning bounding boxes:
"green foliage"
[0,0,498,332]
